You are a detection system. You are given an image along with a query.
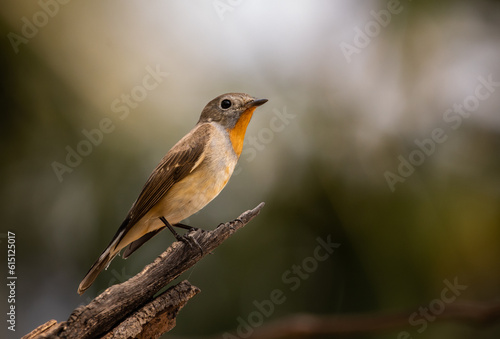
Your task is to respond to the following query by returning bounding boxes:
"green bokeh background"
[1,1,500,338]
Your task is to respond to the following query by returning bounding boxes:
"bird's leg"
[173,223,200,233]
[160,217,203,255]
[159,216,184,242]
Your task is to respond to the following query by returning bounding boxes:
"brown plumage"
[78,93,267,294]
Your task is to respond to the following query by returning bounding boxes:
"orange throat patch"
[227,107,256,157]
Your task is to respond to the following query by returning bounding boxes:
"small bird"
[78,93,267,294]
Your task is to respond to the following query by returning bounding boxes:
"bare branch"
[181,301,500,339]
[101,281,199,339]
[22,202,265,339]
[22,201,500,339]
[248,302,500,338]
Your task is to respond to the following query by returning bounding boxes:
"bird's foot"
[179,233,204,256]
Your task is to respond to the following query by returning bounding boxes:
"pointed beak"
[249,98,268,107]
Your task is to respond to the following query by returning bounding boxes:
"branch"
[177,301,500,339]
[245,301,500,338]
[23,202,266,339]
[100,281,198,339]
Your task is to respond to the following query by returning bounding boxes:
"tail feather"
[78,248,117,295]
[78,221,130,295]
[78,229,124,295]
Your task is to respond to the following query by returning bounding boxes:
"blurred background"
[1,1,500,338]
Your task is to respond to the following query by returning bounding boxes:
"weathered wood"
[23,202,265,339]
[101,281,199,339]
[23,320,58,339]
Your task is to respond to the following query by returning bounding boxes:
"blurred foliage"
[1,1,500,339]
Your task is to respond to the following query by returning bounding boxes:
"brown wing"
[78,124,212,293]
[111,123,212,249]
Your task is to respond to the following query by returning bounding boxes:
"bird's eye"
[221,99,232,109]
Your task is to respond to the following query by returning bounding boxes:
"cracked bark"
[22,202,265,339]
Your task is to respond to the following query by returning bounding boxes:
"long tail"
[77,234,122,295]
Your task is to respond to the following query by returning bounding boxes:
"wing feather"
[111,123,212,248]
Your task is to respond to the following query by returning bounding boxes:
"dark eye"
[221,99,232,109]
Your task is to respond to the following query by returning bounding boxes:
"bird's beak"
[249,98,268,107]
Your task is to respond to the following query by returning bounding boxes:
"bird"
[77,93,267,294]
